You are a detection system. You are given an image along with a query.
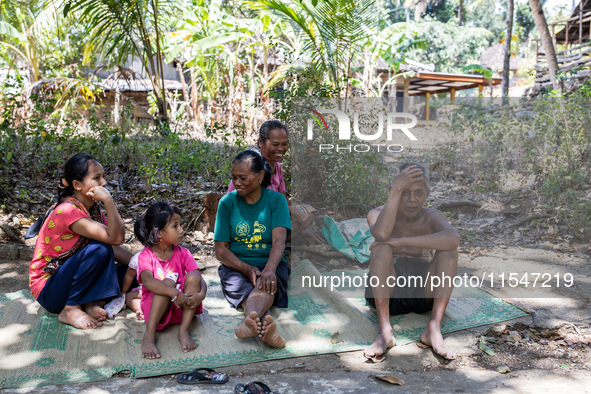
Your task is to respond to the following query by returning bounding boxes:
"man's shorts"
[365,257,433,316]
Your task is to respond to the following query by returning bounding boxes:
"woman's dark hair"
[57,153,99,203]
[232,150,272,188]
[135,201,181,246]
[259,120,288,144]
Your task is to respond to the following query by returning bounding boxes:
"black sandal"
[176,368,229,385]
[235,381,276,393]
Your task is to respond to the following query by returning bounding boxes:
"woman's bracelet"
[171,289,181,302]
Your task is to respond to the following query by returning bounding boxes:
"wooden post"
[403,77,411,112]
[579,10,583,45]
[450,89,455,104]
[478,84,483,97]
[552,23,557,51]
[425,92,430,121]
[566,22,569,48]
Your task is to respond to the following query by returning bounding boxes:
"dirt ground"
[1,155,590,389]
[1,240,590,382]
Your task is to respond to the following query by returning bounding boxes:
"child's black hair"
[232,149,272,188]
[134,201,182,246]
[58,153,99,203]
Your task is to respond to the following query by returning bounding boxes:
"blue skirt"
[37,241,121,314]
[218,259,290,309]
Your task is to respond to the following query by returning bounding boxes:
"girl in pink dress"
[135,201,207,359]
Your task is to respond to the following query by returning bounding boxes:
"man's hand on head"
[391,166,424,193]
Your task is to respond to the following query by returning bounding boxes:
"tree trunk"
[176,62,192,120]
[114,70,121,124]
[502,0,514,98]
[458,0,463,26]
[414,0,427,21]
[528,0,560,90]
[190,68,200,123]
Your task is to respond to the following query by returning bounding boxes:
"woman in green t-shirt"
[214,150,292,348]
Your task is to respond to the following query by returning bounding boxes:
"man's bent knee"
[433,249,459,264]
[369,243,393,266]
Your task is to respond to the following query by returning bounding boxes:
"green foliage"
[405,17,493,73]
[273,77,389,216]
[250,0,381,92]
[437,97,591,239]
[62,0,178,127]
[515,1,535,41]
[0,82,239,206]
[424,0,459,23]
[462,64,493,79]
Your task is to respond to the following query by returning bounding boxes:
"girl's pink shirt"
[136,245,201,309]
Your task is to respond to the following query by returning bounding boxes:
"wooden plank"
[416,72,502,85]
[580,10,583,45]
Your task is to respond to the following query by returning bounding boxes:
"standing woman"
[29,153,130,329]
[215,150,291,348]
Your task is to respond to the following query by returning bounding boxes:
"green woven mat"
[0,260,528,388]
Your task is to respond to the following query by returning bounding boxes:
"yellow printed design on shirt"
[54,246,63,252]
[236,222,250,237]
[47,220,55,229]
[44,236,51,244]
[61,234,74,240]
[249,222,266,243]
[234,221,267,248]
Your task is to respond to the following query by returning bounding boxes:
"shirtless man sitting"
[364,163,460,361]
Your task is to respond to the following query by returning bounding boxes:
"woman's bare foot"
[58,305,101,329]
[261,315,285,349]
[83,302,107,322]
[178,329,198,353]
[236,311,259,339]
[142,331,161,359]
[256,315,263,336]
[364,331,395,360]
[420,321,454,360]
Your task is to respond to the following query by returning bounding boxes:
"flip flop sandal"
[176,368,229,385]
[234,381,277,393]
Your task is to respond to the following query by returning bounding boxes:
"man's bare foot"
[83,302,107,322]
[135,309,144,320]
[142,331,161,359]
[58,305,101,329]
[420,321,454,360]
[178,329,198,353]
[364,331,395,361]
[261,315,285,349]
[236,311,258,339]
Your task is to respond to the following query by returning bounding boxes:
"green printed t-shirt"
[214,188,291,267]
